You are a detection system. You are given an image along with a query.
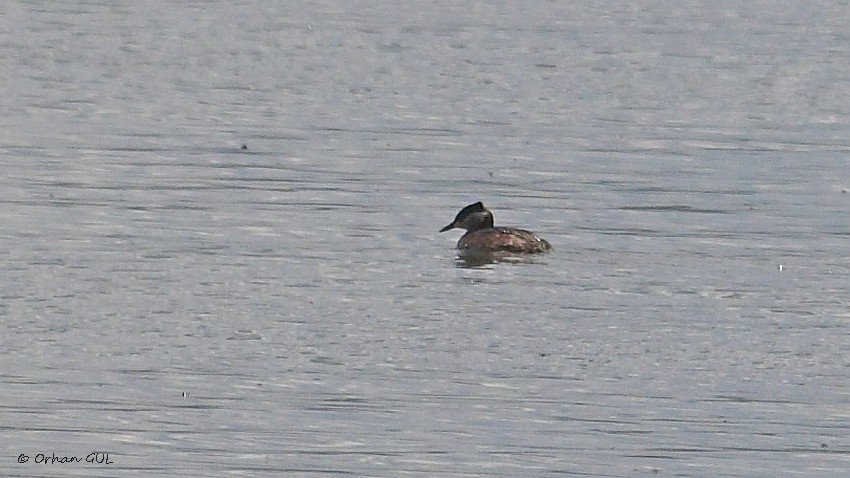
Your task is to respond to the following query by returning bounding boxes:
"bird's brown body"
[440,202,552,259]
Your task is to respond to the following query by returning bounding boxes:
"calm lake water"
[2,1,849,477]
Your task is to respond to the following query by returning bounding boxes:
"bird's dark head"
[440,202,494,233]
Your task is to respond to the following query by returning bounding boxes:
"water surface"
[1,1,849,477]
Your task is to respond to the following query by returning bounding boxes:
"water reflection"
[453,247,553,268]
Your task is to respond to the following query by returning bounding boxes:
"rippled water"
[2,1,849,477]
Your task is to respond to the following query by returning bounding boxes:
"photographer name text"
[18,452,113,465]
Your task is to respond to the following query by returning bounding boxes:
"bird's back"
[458,227,552,254]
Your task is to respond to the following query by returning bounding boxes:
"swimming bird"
[440,202,552,258]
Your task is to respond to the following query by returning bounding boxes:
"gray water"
[2,1,849,477]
